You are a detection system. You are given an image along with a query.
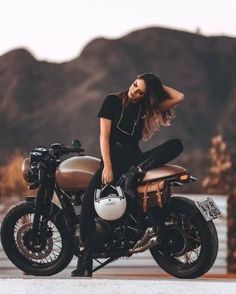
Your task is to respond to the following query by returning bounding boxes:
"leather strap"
[143,181,150,212]
[156,180,164,208]
[140,180,165,212]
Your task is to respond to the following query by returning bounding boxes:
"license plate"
[195,197,222,221]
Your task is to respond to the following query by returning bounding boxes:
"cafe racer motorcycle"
[0,140,221,278]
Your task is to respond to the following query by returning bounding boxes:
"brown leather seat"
[140,164,186,182]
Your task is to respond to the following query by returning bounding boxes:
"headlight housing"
[21,158,38,184]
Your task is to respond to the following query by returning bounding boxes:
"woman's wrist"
[104,162,112,169]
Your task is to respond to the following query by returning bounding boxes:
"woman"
[71,73,184,277]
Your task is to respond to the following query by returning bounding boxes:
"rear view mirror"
[72,139,82,149]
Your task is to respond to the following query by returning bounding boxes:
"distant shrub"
[0,150,29,199]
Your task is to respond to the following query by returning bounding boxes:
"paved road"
[0,246,228,280]
[1,243,236,294]
[0,194,228,280]
[0,244,170,279]
[1,277,236,294]
[0,230,227,279]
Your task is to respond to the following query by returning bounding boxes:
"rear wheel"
[0,201,74,276]
[150,196,219,278]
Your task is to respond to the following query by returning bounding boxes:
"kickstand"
[92,257,118,273]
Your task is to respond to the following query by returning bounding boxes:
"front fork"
[31,181,54,244]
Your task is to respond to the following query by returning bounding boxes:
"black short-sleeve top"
[97,90,146,148]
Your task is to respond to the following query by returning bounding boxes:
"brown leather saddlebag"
[137,180,170,212]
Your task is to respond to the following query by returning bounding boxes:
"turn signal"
[179,174,189,181]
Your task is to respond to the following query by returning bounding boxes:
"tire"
[0,200,74,276]
[150,196,219,279]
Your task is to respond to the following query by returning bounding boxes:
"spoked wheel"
[0,201,74,276]
[150,196,218,279]
[15,214,62,264]
[159,213,202,263]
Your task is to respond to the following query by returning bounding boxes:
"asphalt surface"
[1,277,236,294]
[0,195,230,284]
[0,249,231,280]
[1,244,236,294]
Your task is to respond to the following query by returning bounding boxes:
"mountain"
[1,27,236,191]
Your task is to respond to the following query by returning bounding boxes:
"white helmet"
[94,184,127,221]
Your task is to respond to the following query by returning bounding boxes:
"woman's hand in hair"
[158,84,185,112]
[102,165,114,184]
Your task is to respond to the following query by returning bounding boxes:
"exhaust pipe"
[129,227,160,254]
[129,236,160,253]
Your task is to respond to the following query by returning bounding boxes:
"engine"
[92,212,144,253]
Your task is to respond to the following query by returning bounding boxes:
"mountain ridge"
[0,26,236,189]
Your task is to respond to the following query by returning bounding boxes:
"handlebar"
[49,143,84,156]
[63,147,85,154]
[25,143,85,188]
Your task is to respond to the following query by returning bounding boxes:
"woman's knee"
[168,138,184,154]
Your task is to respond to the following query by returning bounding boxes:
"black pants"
[79,138,183,245]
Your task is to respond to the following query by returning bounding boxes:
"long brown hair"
[120,73,175,141]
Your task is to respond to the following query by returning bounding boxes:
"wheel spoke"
[187,235,201,243]
[54,243,62,249]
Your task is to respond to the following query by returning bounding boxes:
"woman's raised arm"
[157,84,185,112]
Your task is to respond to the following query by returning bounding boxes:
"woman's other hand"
[102,165,114,184]
[99,117,113,184]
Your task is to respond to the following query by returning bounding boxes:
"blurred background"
[0,0,236,275]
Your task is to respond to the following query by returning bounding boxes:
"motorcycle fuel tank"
[55,156,101,191]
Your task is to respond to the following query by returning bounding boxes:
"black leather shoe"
[71,248,93,277]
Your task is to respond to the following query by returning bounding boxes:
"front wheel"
[150,196,219,279]
[0,200,74,276]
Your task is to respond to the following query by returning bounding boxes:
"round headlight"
[21,158,31,182]
[21,158,37,183]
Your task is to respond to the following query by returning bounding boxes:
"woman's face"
[128,78,147,103]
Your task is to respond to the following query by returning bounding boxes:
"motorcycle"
[0,139,222,278]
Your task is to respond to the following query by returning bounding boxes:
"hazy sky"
[0,0,235,62]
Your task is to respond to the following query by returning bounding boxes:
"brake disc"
[16,223,53,260]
